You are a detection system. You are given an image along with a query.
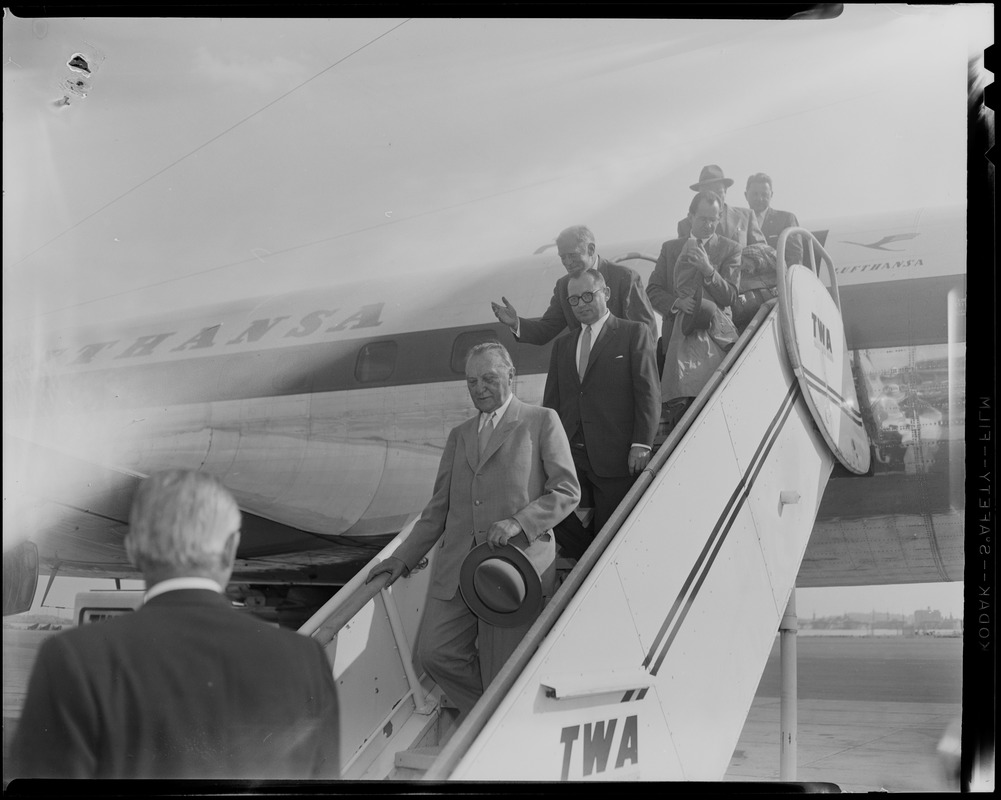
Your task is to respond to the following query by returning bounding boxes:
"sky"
[2,8,992,621]
[3,8,991,330]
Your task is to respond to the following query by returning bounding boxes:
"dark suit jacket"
[542,315,660,478]
[13,589,340,779]
[757,207,803,266]
[392,396,579,601]
[517,258,657,345]
[646,234,742,345]
[677,203,765,250]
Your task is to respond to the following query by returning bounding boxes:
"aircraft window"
[451,330,501,374]
[355,341,398,383]
[80,608,135,625]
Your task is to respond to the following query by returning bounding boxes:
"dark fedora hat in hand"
[459,542,543,628]
[681,283,719,336]
[689,164,734,191]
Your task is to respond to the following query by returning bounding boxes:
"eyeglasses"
[568,290,605,306]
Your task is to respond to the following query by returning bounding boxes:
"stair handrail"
[777,225,841,312]
[299,514,420,645]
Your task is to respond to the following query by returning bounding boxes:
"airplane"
[1,8,988,786]
[1,208,971,783]
[2,203,967,622]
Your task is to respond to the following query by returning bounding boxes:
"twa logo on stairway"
[559,714,639,780]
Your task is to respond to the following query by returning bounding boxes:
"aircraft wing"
[3,434,390,586]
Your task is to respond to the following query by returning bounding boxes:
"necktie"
[578,325,592,381]
[478,413,494,459]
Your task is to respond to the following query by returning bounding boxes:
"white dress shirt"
[575,309,650,453]
[478,391,514,433]
[144,576,225,602]
[574,308,611,368]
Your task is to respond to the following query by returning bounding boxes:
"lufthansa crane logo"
[841,232,918,251]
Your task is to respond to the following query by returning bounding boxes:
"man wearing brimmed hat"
[677,165,765,249]
[367,343,579,720]
[649,191,742,438]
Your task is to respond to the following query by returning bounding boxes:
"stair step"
[394,745,442,771]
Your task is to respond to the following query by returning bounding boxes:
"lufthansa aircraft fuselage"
[3,206,966,590]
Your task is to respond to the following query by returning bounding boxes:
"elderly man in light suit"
[367,342,580,719]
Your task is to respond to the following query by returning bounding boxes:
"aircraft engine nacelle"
[54,390,451,539]
[3,541,39,616]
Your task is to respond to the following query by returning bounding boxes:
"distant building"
[914,607,962,636]
[914,607,943,627]
[798,610,961,638]
[869,620,905,637]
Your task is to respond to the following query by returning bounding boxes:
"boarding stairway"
[298,229,870,781]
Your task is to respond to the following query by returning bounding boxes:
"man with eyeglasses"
[13,469,340,780]
[543,269,660,560]
[490,225,657,345]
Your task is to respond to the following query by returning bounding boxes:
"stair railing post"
[780,589,798,781]
[381,585,433,715]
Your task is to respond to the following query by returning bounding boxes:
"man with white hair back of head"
[125,468,242,584]
[13,469,341,780]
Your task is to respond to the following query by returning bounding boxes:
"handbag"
[732,286,778,330]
